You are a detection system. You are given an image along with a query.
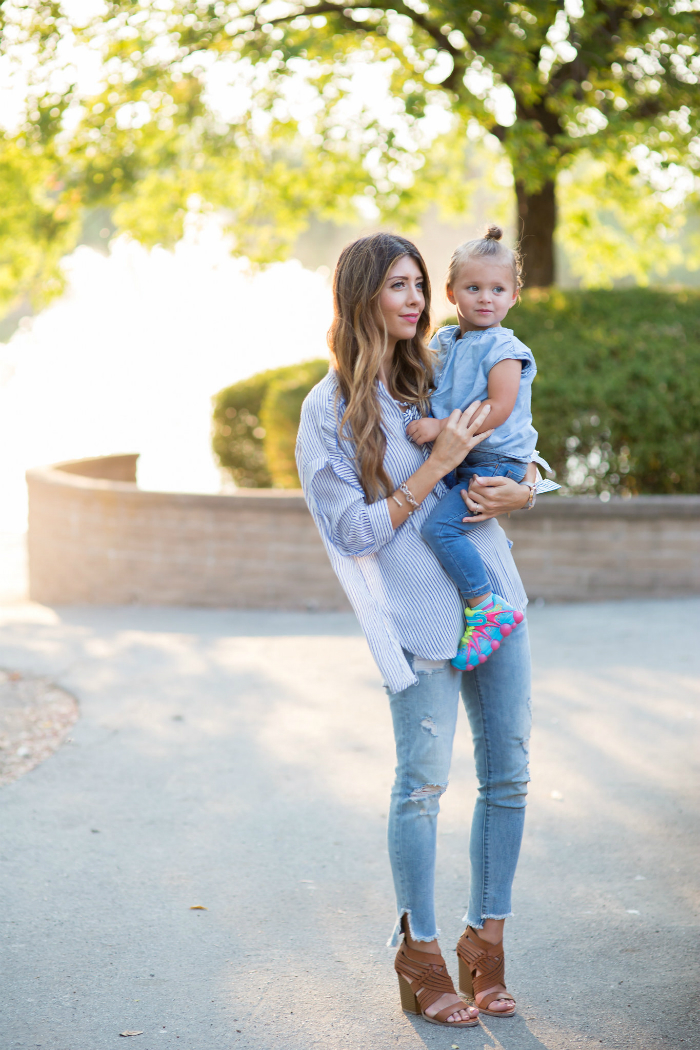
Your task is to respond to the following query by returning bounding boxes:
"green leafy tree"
[224,0,700,285]
[0,1,84,309]
[4,0,699,299]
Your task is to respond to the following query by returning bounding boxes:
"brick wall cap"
[25,460,310,512]
[531,493,700,519]
[26,455,700,519]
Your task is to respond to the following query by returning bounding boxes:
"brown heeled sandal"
[456,926,517,1018]
[395,939,479,1028]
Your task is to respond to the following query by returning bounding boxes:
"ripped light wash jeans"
[386,619,531,946]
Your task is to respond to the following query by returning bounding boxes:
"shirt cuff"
[366,496,395,547]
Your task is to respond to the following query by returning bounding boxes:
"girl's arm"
[467,358,522,434]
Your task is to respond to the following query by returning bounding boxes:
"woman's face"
[377,255,425,348]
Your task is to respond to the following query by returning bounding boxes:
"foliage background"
[2,0,700,312]
[213,288,700,496]
[517,288,700,496]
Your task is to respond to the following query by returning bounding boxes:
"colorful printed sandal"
[395,940,479,1028]
[451,609,500,671]
[456,926,517,1018]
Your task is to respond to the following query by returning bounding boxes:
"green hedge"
[212,289,700,495]
[517,288,700,496]
[212,359,329,488]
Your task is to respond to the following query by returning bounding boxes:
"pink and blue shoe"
[451,595,524,672]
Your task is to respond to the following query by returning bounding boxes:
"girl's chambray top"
[430,325,538,462]
[296,369,528,693]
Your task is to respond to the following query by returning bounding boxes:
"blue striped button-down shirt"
[295,370,528,693]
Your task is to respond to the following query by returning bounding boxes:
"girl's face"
[447,260,517,332]
[377,255,426,351]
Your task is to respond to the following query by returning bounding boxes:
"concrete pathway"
[0,599,698,1050]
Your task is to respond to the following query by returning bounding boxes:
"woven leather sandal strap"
[471,954,505,998]
[395,945,457,1013]
[457,929,513,1005]
[480,990,517,1011]
[430,1002,472,1024]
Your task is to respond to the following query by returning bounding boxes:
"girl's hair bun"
[446,226,523,294]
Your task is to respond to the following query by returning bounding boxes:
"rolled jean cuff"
[386,909,440,948]
[462,910,514,929]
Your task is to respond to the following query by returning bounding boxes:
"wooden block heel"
[398,974,420,1014]
[458,956,474,997]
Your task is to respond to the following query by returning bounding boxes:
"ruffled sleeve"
[482,327,536,381]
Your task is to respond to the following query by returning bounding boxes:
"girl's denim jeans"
[386,619,531,945]
[421,451,529,600]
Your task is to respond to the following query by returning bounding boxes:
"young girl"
[408,226,554,671]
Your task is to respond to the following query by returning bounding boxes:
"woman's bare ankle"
[475,917,505,945]
[404,928,441,954]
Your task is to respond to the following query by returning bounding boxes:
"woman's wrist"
[519,481,535,510]
[425,451,455,485]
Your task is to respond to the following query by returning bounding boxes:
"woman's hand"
[460,473,533,522]
[428,402,493,477]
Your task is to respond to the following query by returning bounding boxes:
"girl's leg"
[386,657,461,946]
[460,620,532,1009]
[421,484,492,602]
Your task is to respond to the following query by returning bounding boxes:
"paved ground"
[0,598,698,1050]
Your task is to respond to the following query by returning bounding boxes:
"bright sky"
[0,222,333,532]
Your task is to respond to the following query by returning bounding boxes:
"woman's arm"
[387,403,492,528]
[459,461,537,522]
[302,397,492,556]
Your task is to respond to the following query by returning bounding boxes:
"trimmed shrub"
[212,359,329,488]
[212,369,276,488]
[515,288,700,496]
[261,359,330,487]
[213,289,700,495]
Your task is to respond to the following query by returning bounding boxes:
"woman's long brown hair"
[328,233,434,503]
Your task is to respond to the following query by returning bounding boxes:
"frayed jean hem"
[462,910,514,929]
[386,909,440,948]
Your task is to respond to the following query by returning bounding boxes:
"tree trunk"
[515,179,556,288]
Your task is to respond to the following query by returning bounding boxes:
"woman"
[296,233,540,1029]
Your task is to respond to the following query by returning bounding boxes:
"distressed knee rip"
[408,783,447,803]
[420,716,439,736]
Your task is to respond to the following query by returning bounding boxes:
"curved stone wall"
[26,454,700,606]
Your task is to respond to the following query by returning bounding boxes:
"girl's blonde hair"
[447,225,523,295]
[328,233,434,504]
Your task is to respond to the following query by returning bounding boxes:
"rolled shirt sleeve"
[310,463,395,557]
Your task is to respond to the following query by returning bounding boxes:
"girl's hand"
[460,475,532,522]
[428,402,493,477]
[406,417,442,445]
